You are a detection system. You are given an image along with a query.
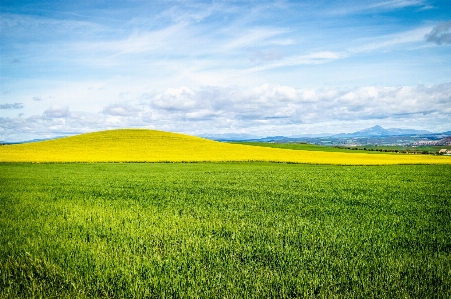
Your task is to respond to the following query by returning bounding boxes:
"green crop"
[1,163,450,298]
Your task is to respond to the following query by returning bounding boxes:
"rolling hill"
[0,129,450,165]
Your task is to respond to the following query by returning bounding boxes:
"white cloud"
[2,82,450,142]
[43,105,70,118]
[185,109,218,120]
[103,103,140,117]
[151,87,198,111]
[123,83,451,132]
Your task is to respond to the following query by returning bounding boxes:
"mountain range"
[3,126,451,144]
[203,125,451,142]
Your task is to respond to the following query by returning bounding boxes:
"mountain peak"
[357,125,389,135]
[333,126,432,138]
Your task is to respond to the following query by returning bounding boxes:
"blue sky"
[1,0,450,141]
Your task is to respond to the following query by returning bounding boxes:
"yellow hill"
[0,129,450,165]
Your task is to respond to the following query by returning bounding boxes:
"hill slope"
[0,129,450,165]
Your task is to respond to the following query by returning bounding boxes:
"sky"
[1,0,451,141]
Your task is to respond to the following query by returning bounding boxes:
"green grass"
[413,145,451,152]
[235,142,451,154]
[232,142,351,152]
[232,142,400,154]
[1,163,450,298]
[347,145,451,153]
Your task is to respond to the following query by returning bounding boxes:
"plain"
[1,162,450,298]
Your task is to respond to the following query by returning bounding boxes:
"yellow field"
[1,129,450,165]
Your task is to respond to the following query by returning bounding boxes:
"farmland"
[234,142,451,155]
[1,162,450,298]
[1,129,451,165]
[232,142,403,154]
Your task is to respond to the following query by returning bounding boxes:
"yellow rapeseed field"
[1,129,450,165]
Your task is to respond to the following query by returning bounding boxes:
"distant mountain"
[333,125,432,138]
[1,136,67,144]
[203,132,336,141]
[5,126,449,144]
[203,125,440,141]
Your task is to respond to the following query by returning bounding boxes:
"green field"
[231,142,354,153]
[409,145,451,152]
[234,142,451,154]
[233,142,404,154]
[1,163,450,298]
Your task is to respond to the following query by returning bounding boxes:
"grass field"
[232,142,393,154]
[234,142,451,154]
[231,142,356,153]
[1,162,450,298]
[1,129,451,165]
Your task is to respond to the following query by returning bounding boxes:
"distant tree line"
[334,146,435,155]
